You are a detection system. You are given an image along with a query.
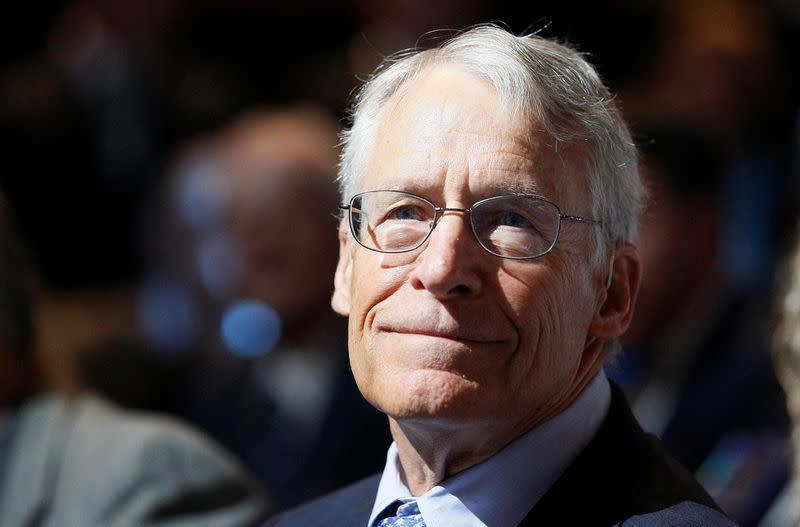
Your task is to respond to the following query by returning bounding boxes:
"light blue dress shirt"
[368,372,611,527]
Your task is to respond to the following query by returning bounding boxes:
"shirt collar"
[368,371,611,527]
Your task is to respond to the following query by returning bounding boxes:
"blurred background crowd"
[0,1,799,526]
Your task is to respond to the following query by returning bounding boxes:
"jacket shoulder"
[620,501,738,526]
[264,474,381,526]
[523,382,731,525]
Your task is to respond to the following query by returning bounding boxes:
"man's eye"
[388,205,425,221]
[497,210,533,228]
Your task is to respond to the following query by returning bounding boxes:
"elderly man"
[266,26,734,526]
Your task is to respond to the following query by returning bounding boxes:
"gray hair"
[339,25,644,265]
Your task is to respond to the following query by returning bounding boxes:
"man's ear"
[589,242,641,340]
[331,223,353,316]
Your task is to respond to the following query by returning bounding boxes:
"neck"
[388,417,505,496]
[390,363,604,496]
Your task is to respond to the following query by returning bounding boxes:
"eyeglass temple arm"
[560,214,602,226]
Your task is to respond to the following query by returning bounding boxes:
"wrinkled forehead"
[366,64,591,209]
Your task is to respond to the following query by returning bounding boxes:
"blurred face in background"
[219,107,341,336]
[623,0,777,149]
[623,160,719,351]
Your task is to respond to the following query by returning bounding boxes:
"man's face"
[334,65,610,433]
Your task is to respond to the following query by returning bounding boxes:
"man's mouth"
[379,325,502,345]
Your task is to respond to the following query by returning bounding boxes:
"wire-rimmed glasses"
[339,190,602,260]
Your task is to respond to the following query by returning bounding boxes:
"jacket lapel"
[519,382,718,526]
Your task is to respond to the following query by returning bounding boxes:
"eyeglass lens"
[350,191,561,258]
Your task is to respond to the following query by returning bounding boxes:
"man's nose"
[408,212,483,298]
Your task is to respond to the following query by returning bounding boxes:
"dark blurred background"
[2,0,797,291]
[1,0,798,523]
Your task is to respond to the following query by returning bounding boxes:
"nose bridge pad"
[424,208,476,260]
[436,207,470,223]
[432,209,466,238]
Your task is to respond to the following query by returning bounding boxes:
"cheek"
[349,252,412,318]
[501,268,565,340]
[347,316,372,396]
[502,262,595,366]
[503,286,591,414]
[346,254,410,370]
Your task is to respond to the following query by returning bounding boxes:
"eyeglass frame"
[338,189,603,260]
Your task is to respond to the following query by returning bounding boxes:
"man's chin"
[370,369,486,423]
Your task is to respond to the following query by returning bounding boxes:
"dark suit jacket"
[265,383,736,526]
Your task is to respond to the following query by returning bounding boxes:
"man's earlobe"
[331,226,353,316]
[590,242,641,340]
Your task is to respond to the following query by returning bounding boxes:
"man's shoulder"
[523,383,734,525]
[618,501,738,526]
[264,474,381,526]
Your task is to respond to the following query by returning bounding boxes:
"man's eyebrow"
[489,181,545,197]
[374,180,547,198]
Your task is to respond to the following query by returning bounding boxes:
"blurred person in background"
[758,115,800,527]
[617,0,797,299]
[94,104,391,509]
[608,124,789,526]
[0,1,174,396]
[0,194,270,527]
[600,2,798,523]
[617,0,781,149]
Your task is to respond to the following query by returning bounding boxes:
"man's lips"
[378,325,503,344]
